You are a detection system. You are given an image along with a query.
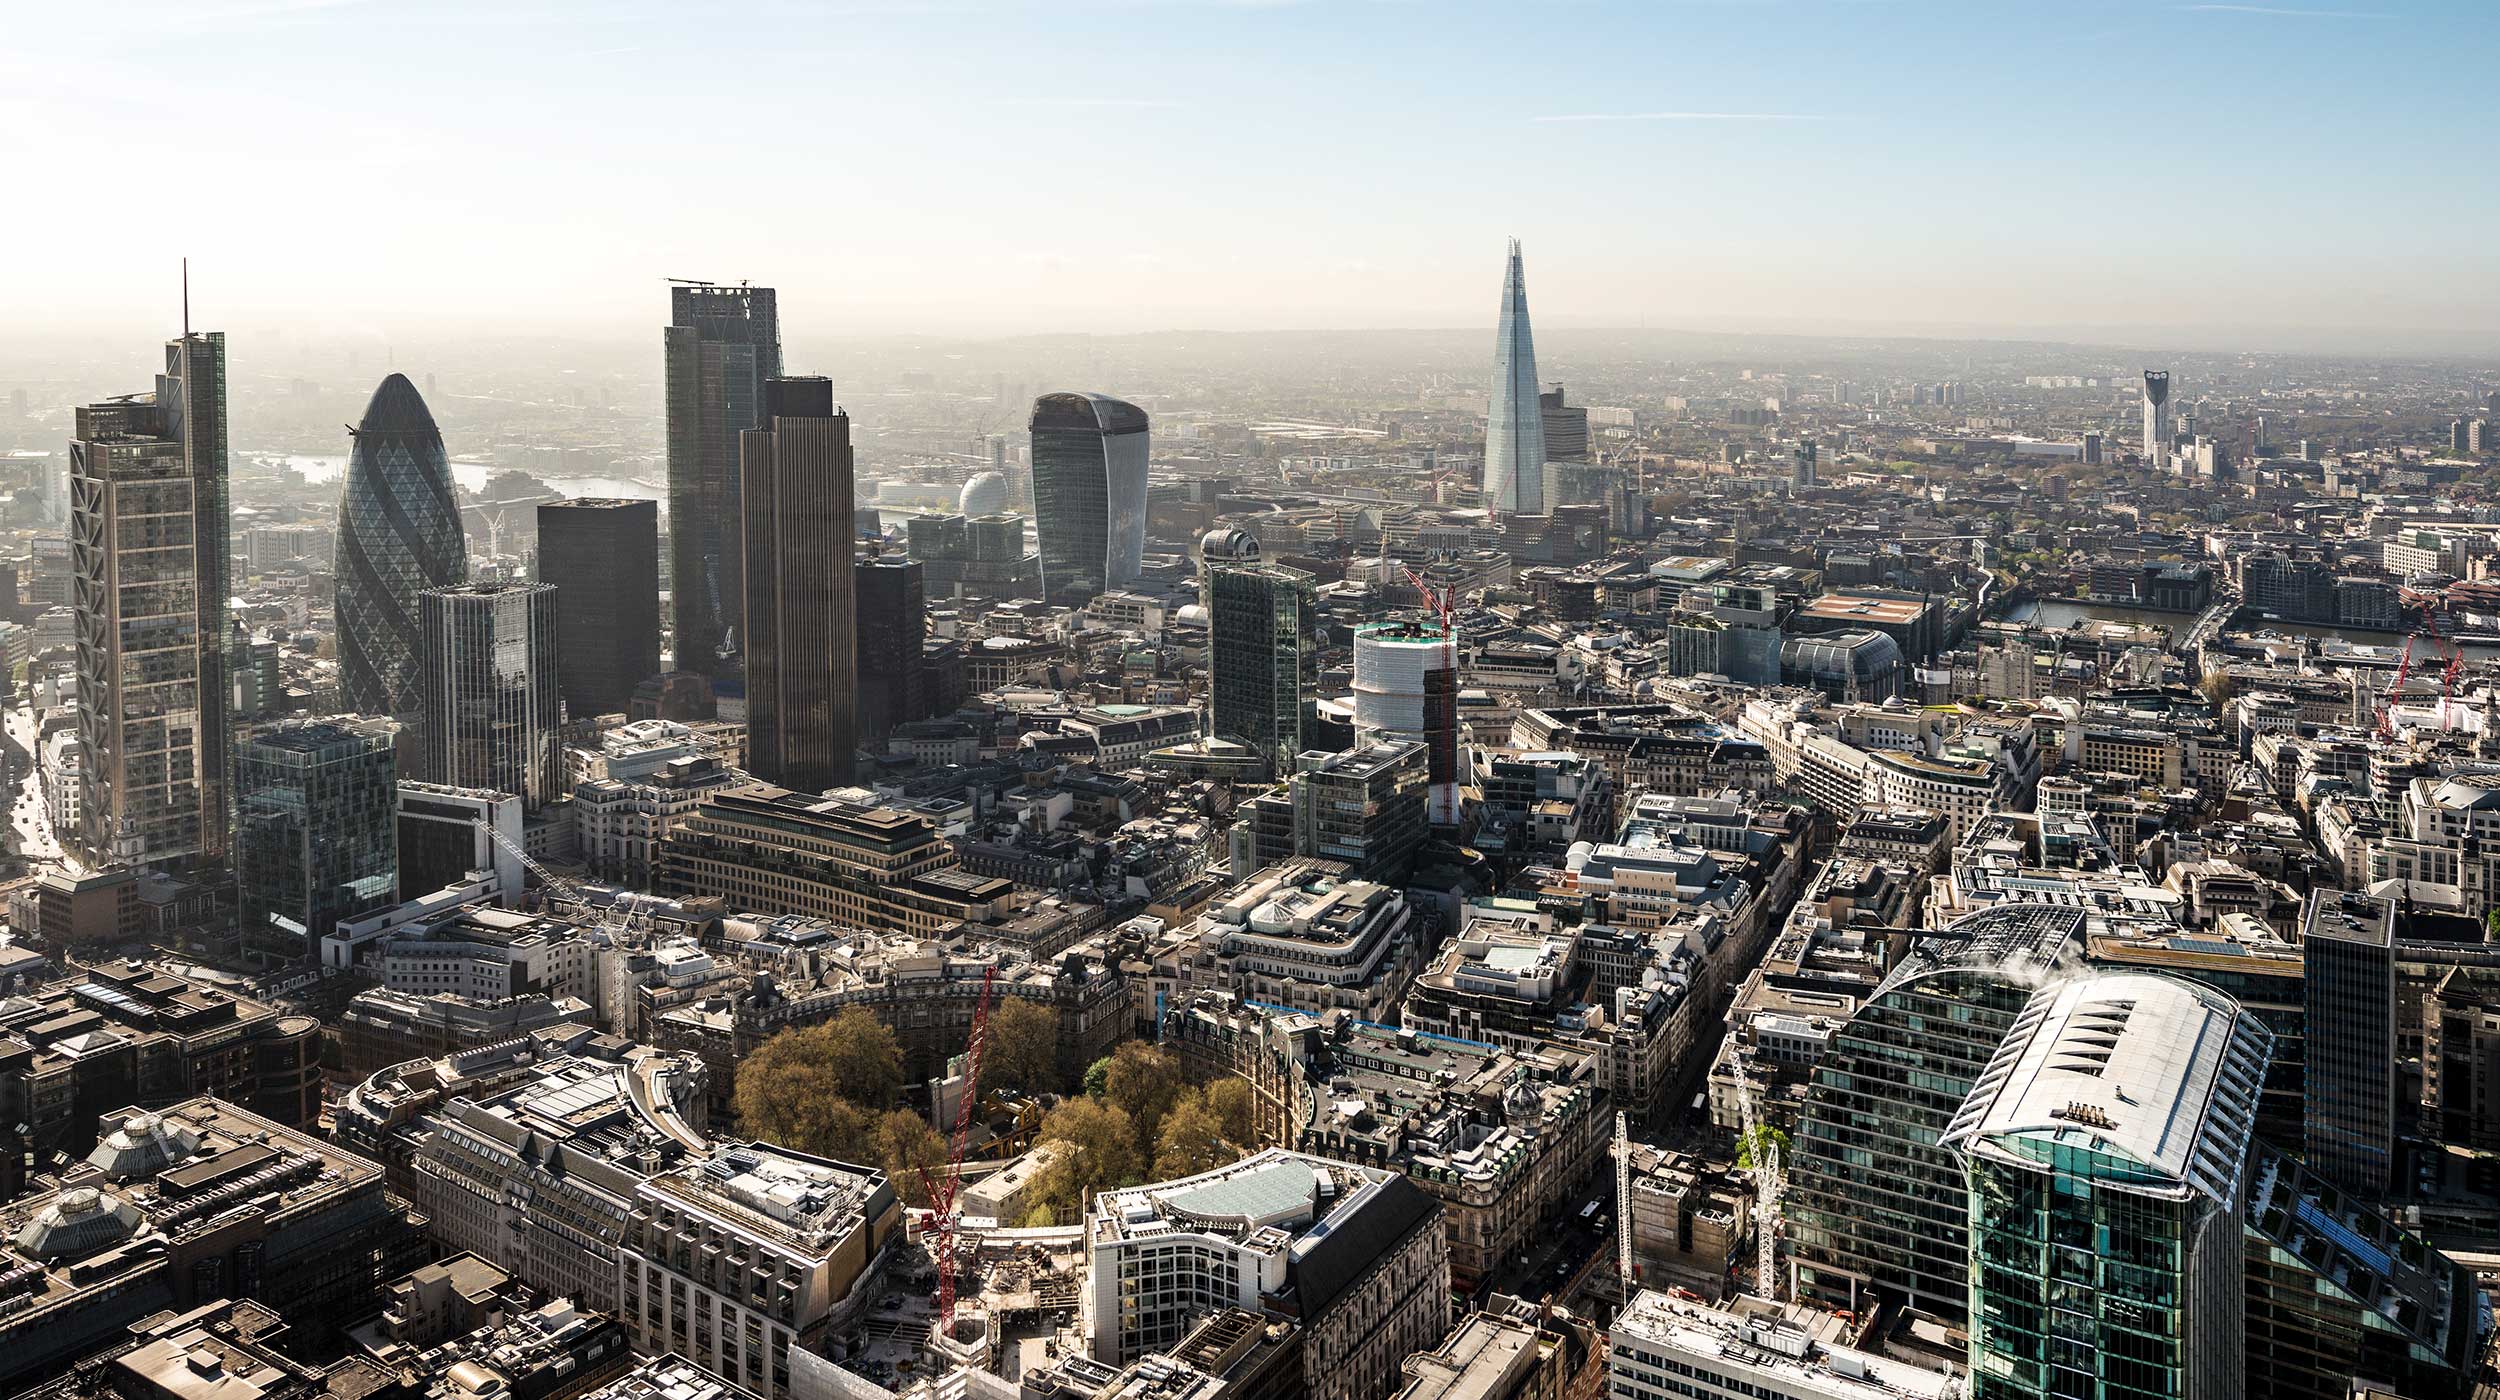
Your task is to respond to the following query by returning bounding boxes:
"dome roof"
[15,1185,142,1258]
[959,472,1009,517]
[86,1110,202,1180]
[1199,527,1261,564]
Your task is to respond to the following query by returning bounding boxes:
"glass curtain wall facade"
[1482,239,1546,517]
[1030,392,1147,606]
[741,378,857,793]
[413,582,561,807]
[237,716,399,965]
[68,331,233,868]
[2302,889,2396,1194]
[537,496,659,721]
[665,284,781,676]
[337,373,466,719]
[1207,557,1317,780]
[854,555,925,746]
[1787,906,2085,1320]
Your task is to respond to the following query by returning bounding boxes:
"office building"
[854,554,926,746]
[1086,1148,1447,1400]
[414,582,562,807]
[336,373,466,719]
[2081,430,2103,465]
[1945,973,2271,1400]
[538,497,660,722]
[1538,383,1589,463]
[236,716,399,964]
[1031,392,1149,605]
[1229,740,1430,884]
[664,283,781,676]
[2302,888,2396,1194]
[1791,437,1817,488]
[1352,621,1462,823]
[67,330,232,867]
[1608,1289,1960,1400]
[741,377,856,792]
[1203,528,1316,780]
[1483,240,1546,516]
[904,510,1038,601]
[1788,905,2084,1320]
[395,781,525,900]
[2141,370,2173,467]
[659,785,1012,936]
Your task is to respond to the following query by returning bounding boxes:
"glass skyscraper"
[665,283,780,675]
[1787,905,2084,1320]
[741,377,856,793]
[854,554,926,746]
[1947,973,2271,1400]
[236,716,398,965]
[413,581,562,808]
[537,496,660,721]
[1482,239,1546,517]
[68,330,233,868]
[2302,888,2397,1194]
[1203,530,1317,782]
[337,373,466,719]
[1030,392,1147,606]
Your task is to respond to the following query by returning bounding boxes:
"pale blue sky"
[6,0,2494,348]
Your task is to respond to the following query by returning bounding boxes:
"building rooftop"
[1612,1289,1960,1400]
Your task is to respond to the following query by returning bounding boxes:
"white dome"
[960,472,1010,517]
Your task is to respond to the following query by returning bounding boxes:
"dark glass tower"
[537,496,660,721]
[2303,888,2396,1194]
[1030,392,1147,606]
[413,582,561,808]
[1202,527,1315,780]
[236,715,398,965]
[665,283,781,675]
[68,330,233,867]
[337,373,465,719]
[855,555,926,746]
[741,378,855,792]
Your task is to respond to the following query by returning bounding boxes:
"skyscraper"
[2302,888,2396,1194]
[1538,383,1589,463]
[1030,392,1147,606]
[337,373,465,719]
[413,582,561,807]
[1352,620,1461,824]
[664,283,781,676]
[236,716,398,965]
[1483,240,1546,517]
[2141,369,2173,468]
[1202,528,1316,780]
[742,377,857,792]
[1947,973,2271,1400]
[854,554,926,746]
[537,496,660,722]
[69,329,233,867]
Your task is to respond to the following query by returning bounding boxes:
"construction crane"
[915,964,998,1336]
[1731,1048,1783,1302]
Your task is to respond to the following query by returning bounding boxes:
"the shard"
[337,373,466,719]
[1482,238,1546,516]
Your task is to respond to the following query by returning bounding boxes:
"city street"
[5,705,60,866]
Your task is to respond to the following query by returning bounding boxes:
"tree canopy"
[731,1010,906,1158]
[983,998,1062,1094]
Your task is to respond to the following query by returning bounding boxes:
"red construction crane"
[915,964,997,1335]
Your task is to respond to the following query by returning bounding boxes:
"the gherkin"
[337,374,465,718]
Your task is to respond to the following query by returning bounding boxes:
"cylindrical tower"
[1353,620,1460,823]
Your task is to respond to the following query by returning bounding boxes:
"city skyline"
[6,3,2495,353]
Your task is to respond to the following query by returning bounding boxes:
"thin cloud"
[2180,4,2390,16]
[989,98,1184,109]
[1533,111,1825,123]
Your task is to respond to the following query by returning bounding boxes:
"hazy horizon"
[8,1,2496,358]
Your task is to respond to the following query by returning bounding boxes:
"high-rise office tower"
[742,377,856,792]
[537,497,659,721]
[1947,973,2271,1400]
[2141,369,2173,468]
[1483,240,1546,517]
[68,329,233,867]
[2302,888,2396,1194]
[1202,527,1317,780]
[1538,383,1589,463]
[854,554,926,746]
[1353,620,1461,824]
[664,283,781,676]
[1030,392,1148,606]
[413,582,561,807]
[236,716,398,965]
[337,373,465,719]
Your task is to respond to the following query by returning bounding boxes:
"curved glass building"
[1779,629,1902,703]
[1786,904,2083,1321]
[1030,392,1147,606]
[337,373,465,718]
[1482,239,1546,517]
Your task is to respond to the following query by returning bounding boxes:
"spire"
[1483,239,1546,518]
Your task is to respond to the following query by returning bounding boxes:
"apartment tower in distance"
[1483,239,1546,517]
[1030,391,1148,606]
[68,327,234,867]
[742,377,857,792]
[1201,526,1317,780]
[413,581,562,808]
[336,373,466,719]
[2142,369,2173,468]
[537,496,660,721]
[664,282,781,676]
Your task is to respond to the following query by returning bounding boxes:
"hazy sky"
[7,0,2495,350]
